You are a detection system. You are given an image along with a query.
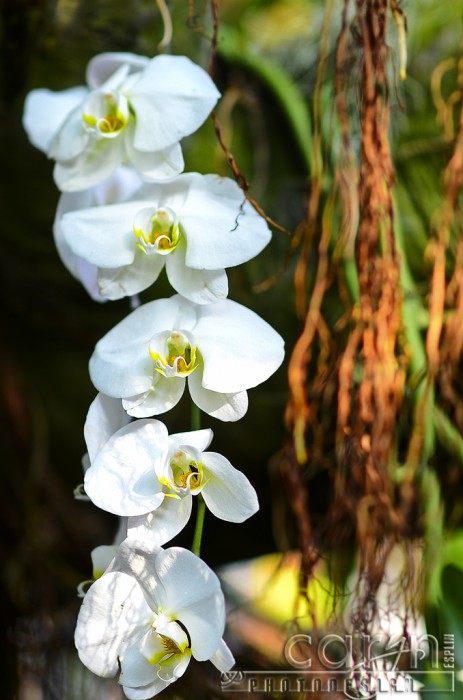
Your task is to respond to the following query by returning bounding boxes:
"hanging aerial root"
[280,442,320,595]
[341,4,406,629]
[432,58,463,430]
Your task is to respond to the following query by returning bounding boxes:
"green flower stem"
[190,401,205,556]
[343,256,360,304]
[191,402,201,431]
[393,197,436,466]
[433,405,463,466]
[192,495,206,557]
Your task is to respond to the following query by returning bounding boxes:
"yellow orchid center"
[133,206,181,256]
[82,89,129,139]
[149,331,199,378]
[160,635,182,655]
[143,620,191,671]
[169,450,203,491]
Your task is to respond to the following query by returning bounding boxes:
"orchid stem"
[191,402,201,431]
[191,401,204,555]
[192,495,206,557]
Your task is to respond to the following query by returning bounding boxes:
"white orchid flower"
[23,52,220,191]
[75,540,234,699]
[83,417,259,546]
[89,294,285,422]
[57,173,271,304]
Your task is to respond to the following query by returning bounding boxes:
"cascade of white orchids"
[24,46,284,698]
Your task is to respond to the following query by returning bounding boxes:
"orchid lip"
[144,618,191,674]
[82,89,129,139]
[149,330,199,378]
[134,205,181,256]
[167,449,204,494]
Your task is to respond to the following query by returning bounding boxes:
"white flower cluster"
[24,51,284,698]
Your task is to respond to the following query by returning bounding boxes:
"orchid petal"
[84,420,168,516]
[91,545,118,578]
[201,452,259,522]
[126,130,184,181]
[87,53,150,90]
[81,453,90,473]
[210,639,235,672]
[56,165,141,220]
[48,102,89,162]
[127,495,193,547]
[119,640,158,688]
[195,299,285,392]
[114,517,128,545]
[122,374,186,418]
[54,133,126,192]
[97,250,165,300]
[54,208,103,301]
[97,63,131,92]
[133,176,193,212]
[154,547,225,661]
[128,55,220,152]
[188,366,249,421]
[75,571,153,677]
[92,166,143,204]
[165,240,228,304]
[122,678,170,700]
[23,86,88,154]
[77,261,104,301]
[181,174,272,269]
[54,169,141,229]
[169,428,213,453]
[155,650,191,684]
[61,200,144,267]
[84,392,130,461]
[111,539,167,612]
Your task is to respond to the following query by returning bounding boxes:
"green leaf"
[440,566,463,670]
[217,24,312,171]
[433,408,463,467]
[393,195,428,378]
[422,467,445,603]
[418,671,463,699]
